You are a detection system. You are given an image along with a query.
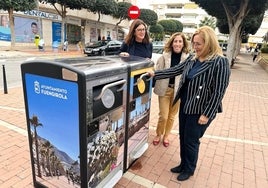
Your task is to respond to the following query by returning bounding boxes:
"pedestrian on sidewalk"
[38,38,45,51]
[152,32,189,147]
[252,46,260,62]
[63,40,68,51]
[147,26,231,181]
[76,41,83,53]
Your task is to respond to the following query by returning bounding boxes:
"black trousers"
[178,81,214,173]
[253,55,258,61]
[178,109,212,173]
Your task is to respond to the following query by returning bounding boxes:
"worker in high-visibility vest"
[34,34,40,47]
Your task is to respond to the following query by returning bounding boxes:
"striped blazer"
[153,51,189,98]
[154,55,231,119]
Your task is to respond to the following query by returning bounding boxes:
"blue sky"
[25,73,79,160]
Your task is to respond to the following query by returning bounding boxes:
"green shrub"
[261,47,268,53]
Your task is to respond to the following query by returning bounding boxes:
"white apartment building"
[149,0,208,36]
[248,10,268,46]
[149,0,267,46]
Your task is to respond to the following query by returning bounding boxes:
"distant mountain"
[38,136,80,174]
[54,149,75,165]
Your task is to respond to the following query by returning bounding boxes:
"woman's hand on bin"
[147,70,155,77]
[119,52,130,57]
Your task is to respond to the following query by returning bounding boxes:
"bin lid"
[55,57,129,78]
[117,55,154,70]
[55,56,154,73]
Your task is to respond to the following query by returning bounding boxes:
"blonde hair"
[164,32,189,54]
[191,26,223,60]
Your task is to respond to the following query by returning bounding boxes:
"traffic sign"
[128,6,140,19]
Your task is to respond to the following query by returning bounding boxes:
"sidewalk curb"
[0,49,85,59]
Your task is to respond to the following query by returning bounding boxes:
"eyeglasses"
[136,28,146,32]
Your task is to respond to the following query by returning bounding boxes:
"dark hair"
[31,22,37,27]
[124,19,150,45]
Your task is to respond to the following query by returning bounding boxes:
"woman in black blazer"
[148,26,231,181]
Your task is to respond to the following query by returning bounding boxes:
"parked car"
[151,42,164,64]
[152,41,165,48]
[84,40,122,56]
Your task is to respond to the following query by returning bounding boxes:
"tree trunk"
[226,29,236,66]
[8,8,15,50]
[34,128,42,178]
[61,18,66,46]
[235,30,242,57]
[114,24,119,40]
[224,0,249,67]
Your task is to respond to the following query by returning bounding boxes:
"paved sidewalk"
[0,47,84,59]
[0,53,268,188]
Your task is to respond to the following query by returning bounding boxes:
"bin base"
[132,142,149,159]
[96,168,123,188]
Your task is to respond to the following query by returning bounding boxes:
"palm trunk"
[34,128,42,178]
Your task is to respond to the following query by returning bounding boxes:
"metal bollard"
[2,65,8,94]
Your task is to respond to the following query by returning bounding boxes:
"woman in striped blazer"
[148,26,231,181]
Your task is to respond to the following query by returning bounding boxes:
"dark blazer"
[154,55,231,119]
[120,41,152,58]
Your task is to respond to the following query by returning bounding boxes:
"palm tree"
[50,155,61,177]
[42,141,53,176]
[39,146,46,176]
[199,16,216,30]
[29,115,43,178]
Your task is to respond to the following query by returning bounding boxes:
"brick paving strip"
[1,53,268,188]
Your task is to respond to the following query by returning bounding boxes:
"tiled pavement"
[0,52,268,188]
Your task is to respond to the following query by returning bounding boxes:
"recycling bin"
[21,57,128,188]
[121,56,154,172]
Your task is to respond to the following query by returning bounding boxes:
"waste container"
[120,56,154,172]
[21,57,129,188]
